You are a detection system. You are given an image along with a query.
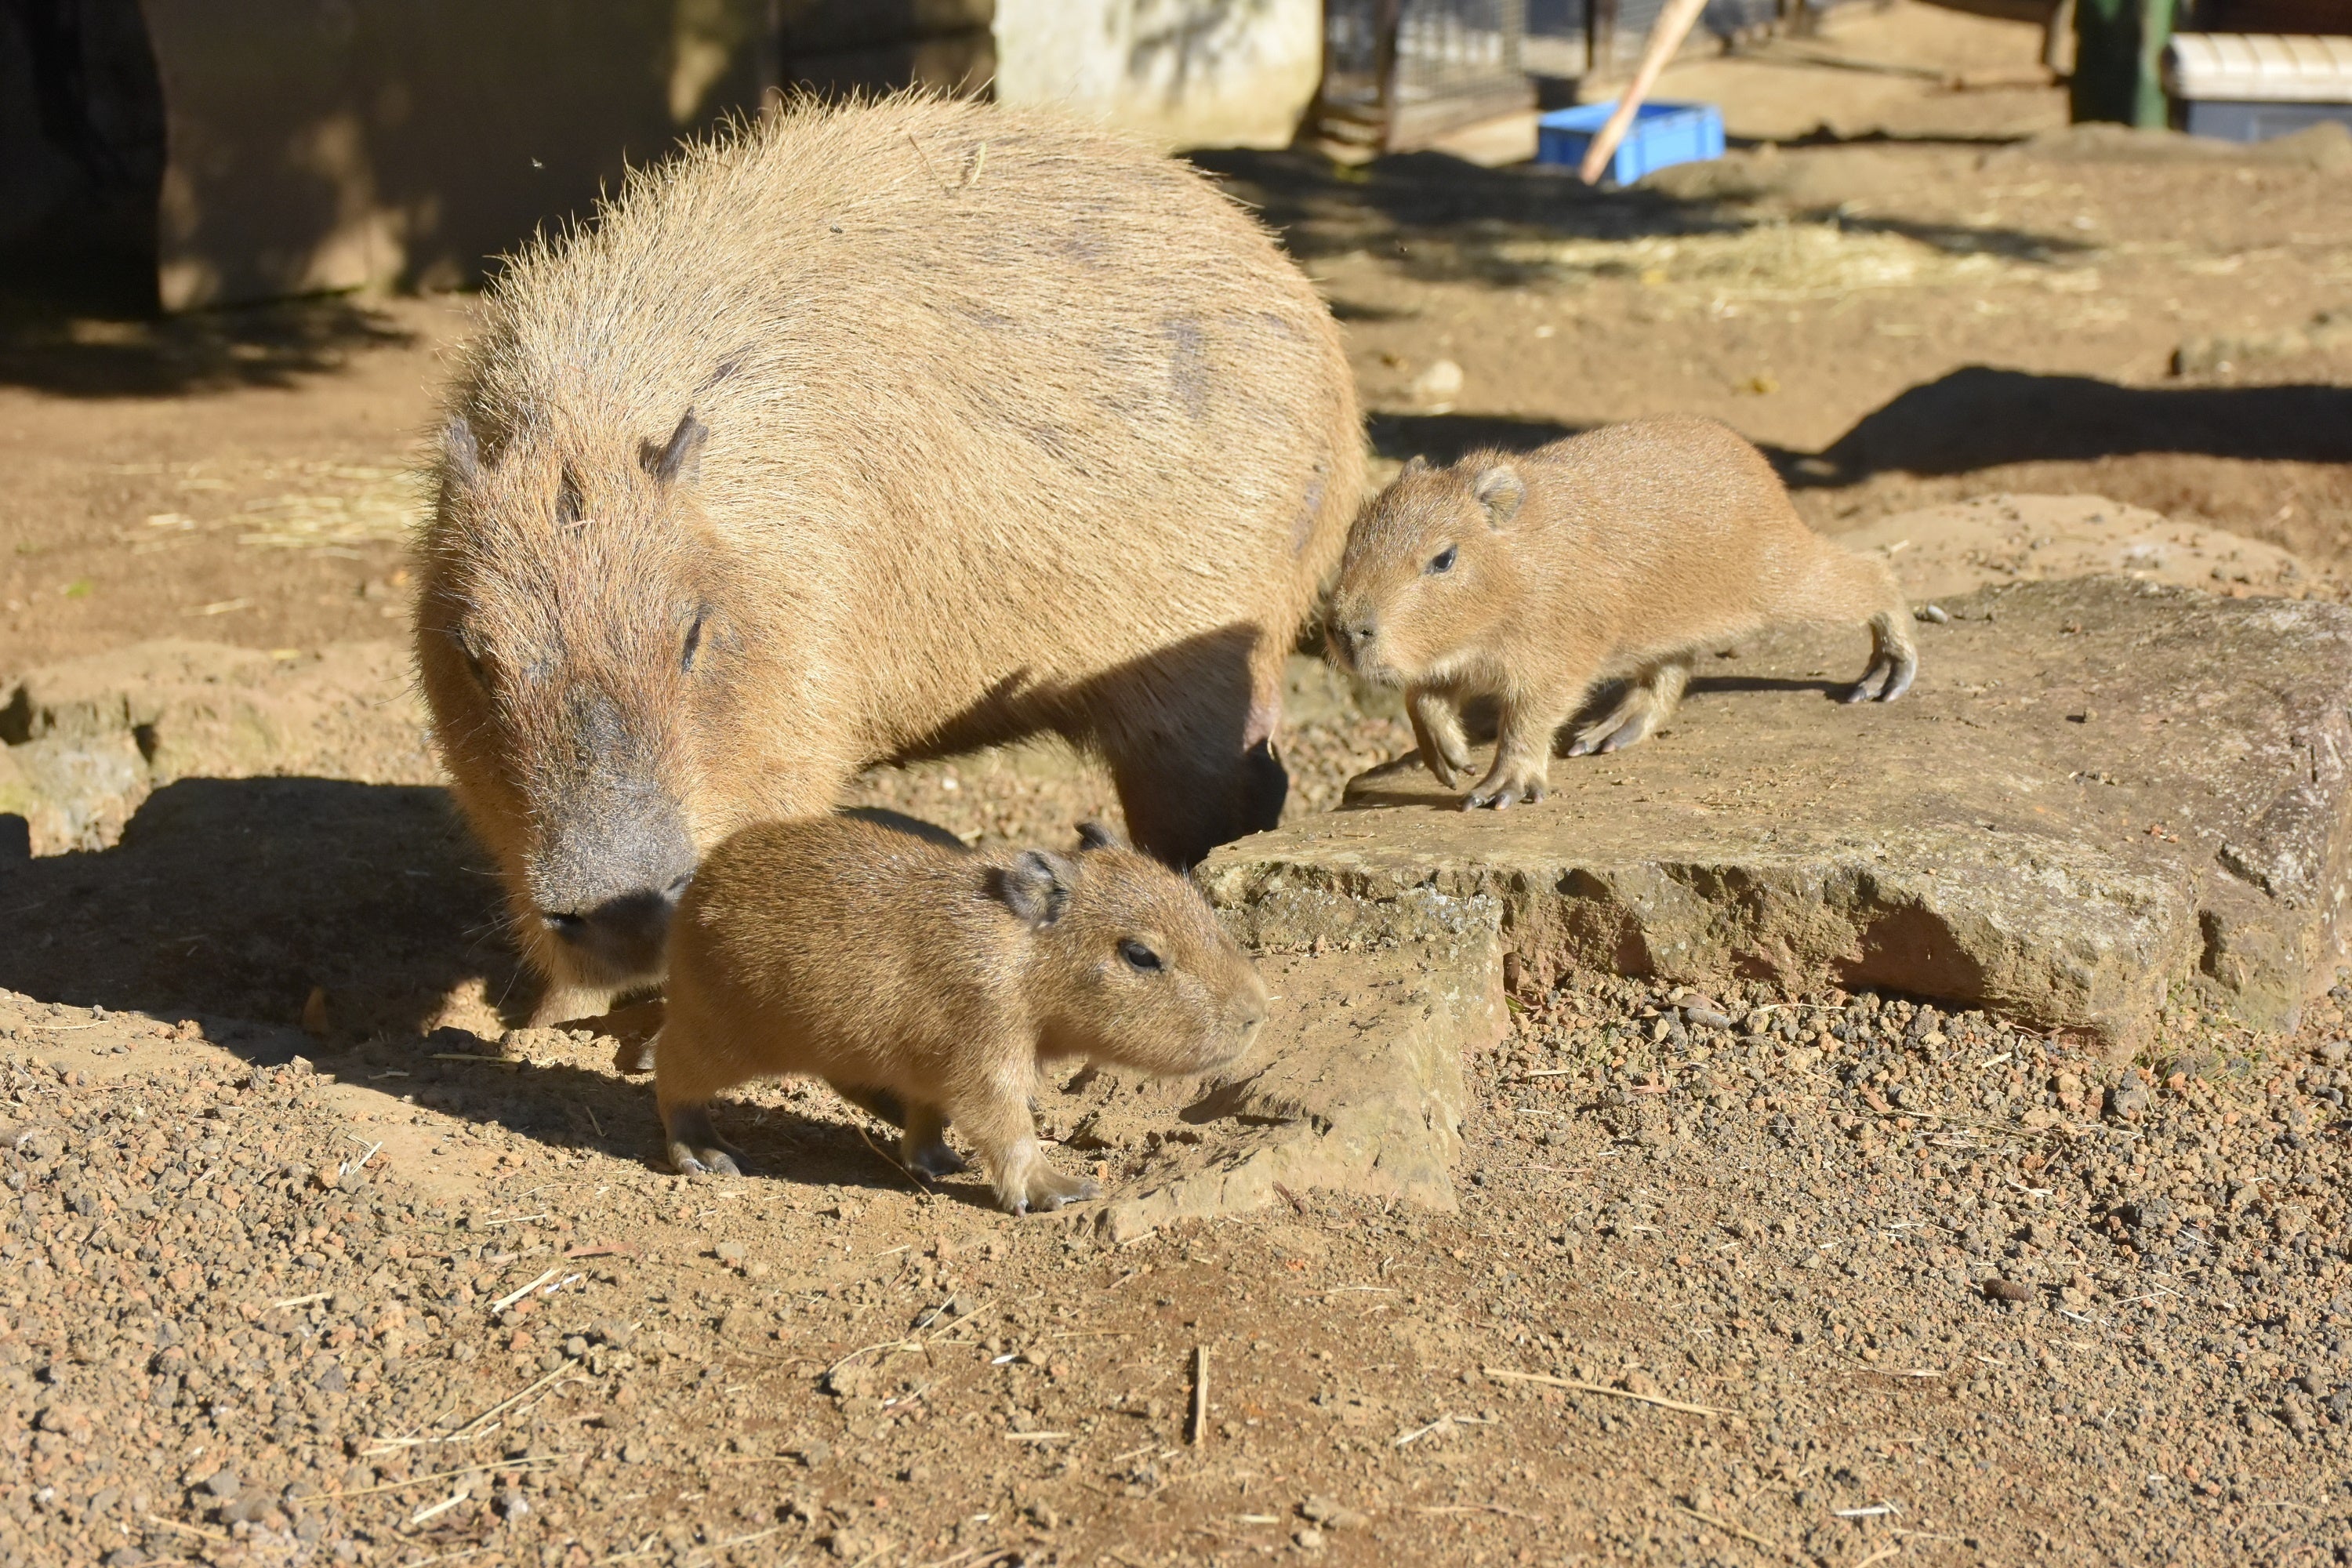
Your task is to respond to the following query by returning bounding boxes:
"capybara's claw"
[669,1145,742,1178]
[1846,652,1915,705]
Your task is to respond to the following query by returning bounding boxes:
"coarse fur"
[414,94,1361,1022]
[1327,416,1917,808]
[655,815,1270,1215]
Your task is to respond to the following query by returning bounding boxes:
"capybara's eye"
[681,613,706,674]
[1119,939,1163,973]
[1427,545,1457,575]
[452,630,489,686]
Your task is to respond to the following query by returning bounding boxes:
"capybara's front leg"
[660,1099,743,1178]
[953,1067,1100,1215]
[1465,688,1576,810]
[1408,687,1473,787]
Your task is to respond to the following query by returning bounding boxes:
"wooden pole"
[1577,0,1712,184]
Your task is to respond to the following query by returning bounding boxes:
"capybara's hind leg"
[1846,608,1918,705]
[662,1101,743,1178]
[1567,661,1690,756]
[1785,548,1917,704]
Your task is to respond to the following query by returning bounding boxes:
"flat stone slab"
[1071,927,1504,1240]
[1203,576,2352,1052]
[1836,492,2308,604]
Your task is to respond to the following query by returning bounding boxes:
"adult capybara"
[415,96,1361,1022]
[657,816,1269,1214]
[1327,416,1915,809]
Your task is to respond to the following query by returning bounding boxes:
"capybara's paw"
[1004,1167,1102,1216]
[1845,649,1916,704]
[666,1136,743,1178]
[906,1138,970,1179]
[1464,767,1546,810]
[613,1036,656,1075]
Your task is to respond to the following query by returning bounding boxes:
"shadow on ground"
[0,775,514,1034]
[1800,367,2352,483]
[0,773,990,1198]
[0,293,416,397]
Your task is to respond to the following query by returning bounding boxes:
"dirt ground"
[5,3,2352,1563]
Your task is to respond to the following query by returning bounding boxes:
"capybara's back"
[416,95,1362,1022]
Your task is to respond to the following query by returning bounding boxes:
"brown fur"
[412,94,1361,1022]
[655,815,1269,1214]
[1328,416,1917,808]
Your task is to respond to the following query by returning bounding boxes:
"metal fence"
[1319,0,1534,149]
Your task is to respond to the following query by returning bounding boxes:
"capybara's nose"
[542,880,686,971]
[1330,619,1375,664]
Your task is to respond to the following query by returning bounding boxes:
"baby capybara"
[655,816,1269,1215]
[1328,416,1916,808]
[416,95,1360,1024]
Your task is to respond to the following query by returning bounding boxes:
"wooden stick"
[1189,1345,1210,1446]
[1675,1505,1791,1557]
[1483,1366,1732,1417]
[1579,0,1712,184]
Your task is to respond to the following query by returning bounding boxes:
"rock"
[1836,495,2306,604]
[2318,1041,2348,1068]
[35,1403,91,1438]
[713,1240,748,1266]
[1089,935,1504,1241]
[1684,1004,1733,1030]
[1407,358,1463,408]
[2107,1081,2151,1122]
[200,1467,240,1501]
[1983,1278,2034,1303]
[0,640,434,855]
[1295,1528,1327,1550]
[1208,577,2352,1051]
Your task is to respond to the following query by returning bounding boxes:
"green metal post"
[2071,0,2176,127]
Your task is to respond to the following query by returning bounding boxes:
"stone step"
[1205,576,2352,1054]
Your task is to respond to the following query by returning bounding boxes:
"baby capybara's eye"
[1119,939,1163,973]
[681,613,706,674]
[1427,545,1458,575]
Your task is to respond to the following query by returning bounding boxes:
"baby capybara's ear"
[1402,454,1429,478]
[1075,821,1127,853]
[990,849,1074,928]
[1472,463,1525,527]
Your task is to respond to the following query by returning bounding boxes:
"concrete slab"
[1203,577,2352,1052]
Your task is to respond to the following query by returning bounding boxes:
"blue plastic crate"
[1535,100,1725,185]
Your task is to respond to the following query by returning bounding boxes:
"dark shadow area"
[0,776,516,1036]
[0,774,957,1194]
[1685,673,1856,699]
[1189,145,1745,269]
[1369,412,1586,465]
[0,292,417,397]
[1189,145,2088,289]
[1798,367,2352,484]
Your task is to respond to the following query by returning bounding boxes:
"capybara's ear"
[992,850,1073,928]
[1075,821,1126,853]
[643,408,709,486]
[1402,454,1430,478]
[445,415,481,484]
[1472,463,1525,528]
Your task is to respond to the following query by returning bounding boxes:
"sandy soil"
[5,4,2352,1563]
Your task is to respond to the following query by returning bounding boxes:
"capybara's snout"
[531,808,697,980]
